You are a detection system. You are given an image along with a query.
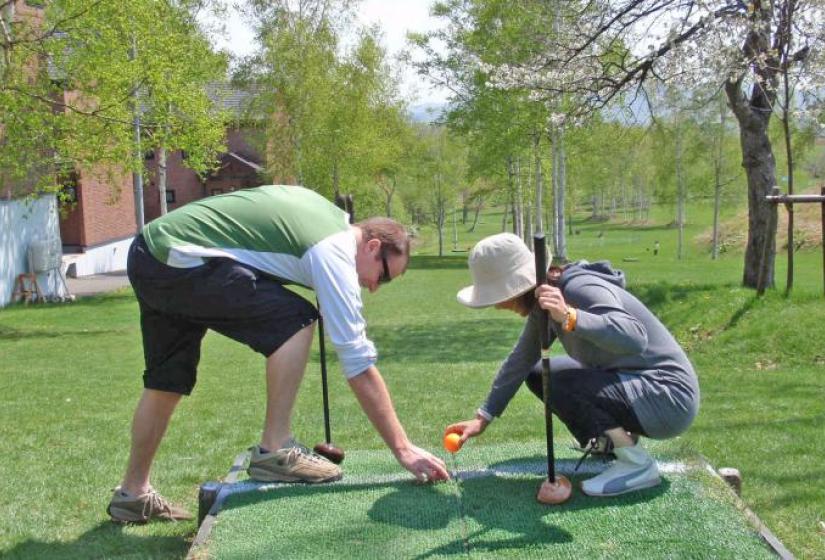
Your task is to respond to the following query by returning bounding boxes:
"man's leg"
[248,321,342,483]
[108,388,192,523]
[120,389,183,495]
[260,323,315,451]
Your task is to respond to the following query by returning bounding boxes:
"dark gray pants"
[524,356,646,447]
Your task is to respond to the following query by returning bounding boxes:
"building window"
[144,150,155,160]
[58,172,79,204]
[210,188,223,196]
[165,190,176,204]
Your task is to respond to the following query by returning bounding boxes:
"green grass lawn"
[1,204,824,558]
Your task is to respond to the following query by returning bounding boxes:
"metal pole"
[533,233,555,483]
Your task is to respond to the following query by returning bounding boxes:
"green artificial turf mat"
[203,441,776,559]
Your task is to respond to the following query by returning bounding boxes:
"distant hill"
[408,102,447,123]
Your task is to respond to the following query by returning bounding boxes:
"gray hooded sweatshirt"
[480,261,699,439]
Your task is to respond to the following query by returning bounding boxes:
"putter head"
[314,442,345,464]
[536,475,573,505]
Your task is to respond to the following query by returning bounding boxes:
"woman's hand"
[445,415,489,446]
[536,284,568,323]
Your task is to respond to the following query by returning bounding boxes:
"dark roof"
[206,83,263,118]
[226,151,263,172]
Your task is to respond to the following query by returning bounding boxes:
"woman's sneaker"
[107,487,193,524]
[580,442,661,497]
[247,439,342,483]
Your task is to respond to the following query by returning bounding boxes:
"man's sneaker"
[247,439,342,483]
[107,487,193,524]
[580,442,661,497]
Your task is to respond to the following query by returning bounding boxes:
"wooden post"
[765,188,825,298]
[198,481,222,526]
[718,467,742,496]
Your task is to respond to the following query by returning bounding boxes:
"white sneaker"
[580,442,660,497]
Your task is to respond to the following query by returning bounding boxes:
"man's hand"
[395,444,450,483]
[347,367,450,483]
[445,415,489,446]
[536,284,568,323]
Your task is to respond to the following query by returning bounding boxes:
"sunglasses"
[378,253,391,285]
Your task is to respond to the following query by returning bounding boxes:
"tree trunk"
[384,177,396,218]
[781,55,795,295]
[469,198,483,232]
[712,176,722,260]
[452,206,458,250]
[555,128,567,261]
[726,91,778,289]
[514,157,523,239]
[675,127,685,260]
[533,133,543,235]
[503,157,513,232]
[712,96,726,260]
[332,160,340,199]
[158,147,168,216]
[437,206,444,257]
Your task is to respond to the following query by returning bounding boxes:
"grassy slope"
[1,200,824,558]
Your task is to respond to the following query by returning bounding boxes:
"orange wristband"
[562,307,577,332]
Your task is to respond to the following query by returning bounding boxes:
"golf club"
[312,194,355,464]
[312,313,345,464]
[533,233,572,505]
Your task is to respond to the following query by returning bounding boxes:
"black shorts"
[127,235,318,395]
[525,356,645,446]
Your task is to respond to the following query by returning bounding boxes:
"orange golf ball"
[443,433,462,453]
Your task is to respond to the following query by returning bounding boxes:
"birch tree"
[481,0,825,290]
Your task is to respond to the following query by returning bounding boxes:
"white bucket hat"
[457,233,549,308]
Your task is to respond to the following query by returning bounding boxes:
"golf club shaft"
[533,233,556,483]
[317,193,352,446]
[318,312,332,444]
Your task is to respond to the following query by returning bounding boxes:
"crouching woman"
[447,233,699,496]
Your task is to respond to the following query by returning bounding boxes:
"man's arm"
[349,366,449,482]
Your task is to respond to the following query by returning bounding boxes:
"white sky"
[209,0,449,104]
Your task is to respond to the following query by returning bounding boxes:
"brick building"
[4,2,271,277]
[61,87,268,275]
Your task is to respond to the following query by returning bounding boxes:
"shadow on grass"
[408,255,469,270]
[723,295,760,330]
[0,522,189,560]
[217,456,668,558]
[1,291,134,312]
[368,319,523,364]
[0,325,128,341]
[377,473,669,559]
[630,281,727,311]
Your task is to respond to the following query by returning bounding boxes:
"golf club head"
[536,475,573,505]
[314,442,345,464]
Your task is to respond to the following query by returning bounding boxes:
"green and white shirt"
[142,185,376,378]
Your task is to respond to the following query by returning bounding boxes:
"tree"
[240,0,410,217]
[480,0,825,290]
[1,0,227,210]
[407,125,467,256]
